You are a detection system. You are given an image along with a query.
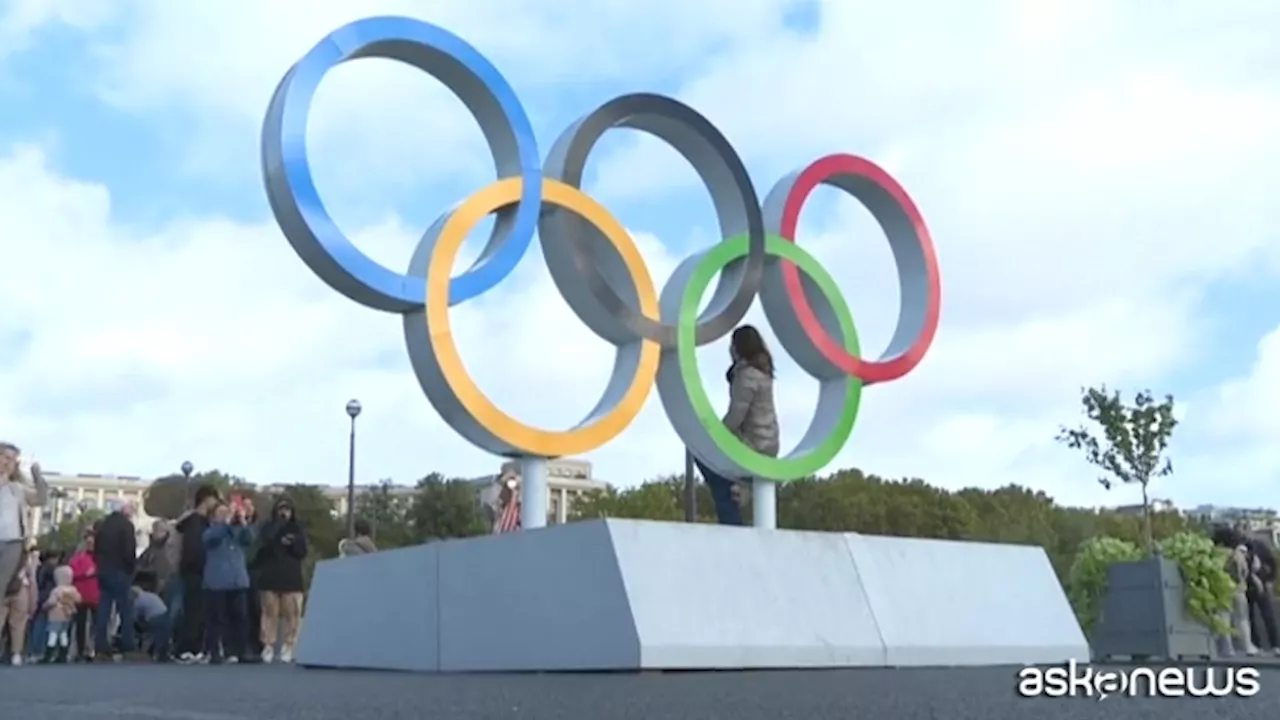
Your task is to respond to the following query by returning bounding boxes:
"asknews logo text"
[1016,659,1260,700]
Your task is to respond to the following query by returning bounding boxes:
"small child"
[41,566,81,663]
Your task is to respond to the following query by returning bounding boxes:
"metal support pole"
[683,450,697,522]
[346,416,357,539]
[752,478,776,529]
[520,457,548,530]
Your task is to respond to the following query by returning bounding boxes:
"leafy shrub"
[1158,531,1235,634]
[1067,535,1142,633]
[1067,532,1235,635]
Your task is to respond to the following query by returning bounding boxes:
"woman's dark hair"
[354,519,372,536]
[731,325,773,377]
[193,484,220,507]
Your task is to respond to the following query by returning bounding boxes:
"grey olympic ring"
[541,92,766,349]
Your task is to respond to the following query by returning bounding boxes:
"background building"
[467,458,606,525]
[26,471,159,553]
[28,458,608,548]
[320,483,416,519]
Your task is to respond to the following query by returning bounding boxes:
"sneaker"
[226,656,239,664]
[280,645,293,664]
[261,647,274,664]
[10,654,21,666]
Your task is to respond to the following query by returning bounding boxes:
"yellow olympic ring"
[423,178,661,457]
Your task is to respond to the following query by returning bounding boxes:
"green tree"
[571,474,718,522]
[408,474,488,541]
[355,479,415,549]
[1056,386,1178,552]
[555,464,1215,593]
[38,508,105,553]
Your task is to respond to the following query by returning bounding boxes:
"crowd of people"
[0,442,315,666]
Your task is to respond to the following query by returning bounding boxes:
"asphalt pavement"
[0,663,1272,720]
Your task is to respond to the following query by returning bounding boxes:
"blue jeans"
[28,612,48,657]
[162,576,184,630]
[693,457,744,526]
[141,612,173,658]
[95,569,135,653]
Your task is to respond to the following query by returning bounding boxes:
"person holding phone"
[0,443,48,601]
[253,497,308,663]
[201,499,254,664]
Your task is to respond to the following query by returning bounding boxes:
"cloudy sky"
[0,0,1276,509]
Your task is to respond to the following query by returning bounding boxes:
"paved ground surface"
[0,663,1273,719]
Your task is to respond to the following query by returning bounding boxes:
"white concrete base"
[296,519,1087,672]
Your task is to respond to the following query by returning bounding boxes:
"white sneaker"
[10,654,21,666]
[279,645,293,663]
[226,656,239,664]
[261,647,274,663]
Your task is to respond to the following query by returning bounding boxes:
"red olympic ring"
[775,154,941,385]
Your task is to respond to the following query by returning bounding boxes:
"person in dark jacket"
[202,500,254,664]
[1243,535,1280,652]
[174,485,219,662]
[93,503,137,658]
[254,497,308,663]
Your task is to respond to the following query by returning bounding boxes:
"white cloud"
[0,0,1277,510]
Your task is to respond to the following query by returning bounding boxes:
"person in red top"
[67,531,100,661]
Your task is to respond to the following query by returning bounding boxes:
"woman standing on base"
[690,325,781,526]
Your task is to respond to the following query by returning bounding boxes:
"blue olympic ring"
[261,16,543,312]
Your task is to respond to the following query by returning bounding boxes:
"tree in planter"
[1056,386,1177,552]
[1067,532,1234,636]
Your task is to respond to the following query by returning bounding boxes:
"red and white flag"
[496,497,521,533]
[495,478,520,533]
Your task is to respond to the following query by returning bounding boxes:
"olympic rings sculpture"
[262,16,941,482]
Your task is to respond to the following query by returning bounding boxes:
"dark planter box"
[1091,556,1215,661]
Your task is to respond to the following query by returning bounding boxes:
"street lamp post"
[181,460,195,509]
[345,399,362,539]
